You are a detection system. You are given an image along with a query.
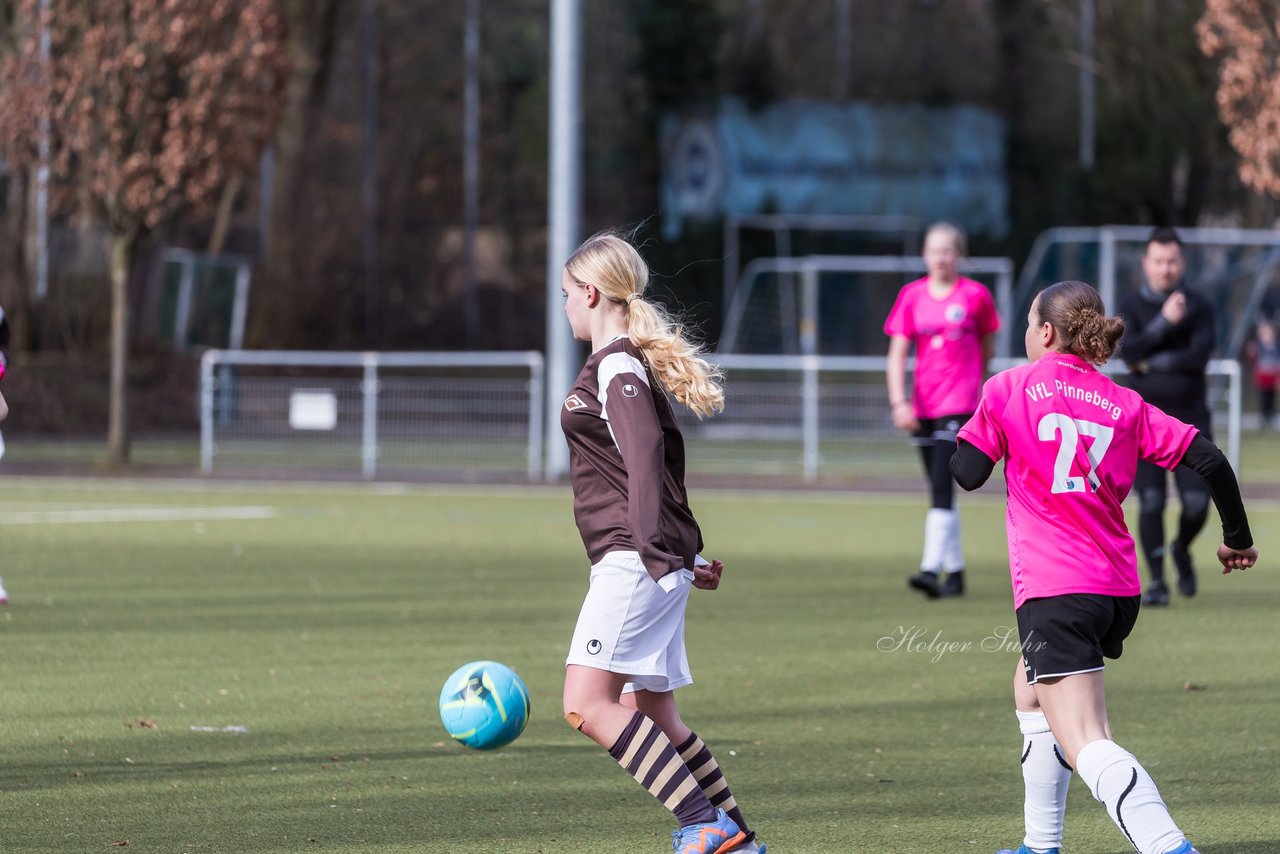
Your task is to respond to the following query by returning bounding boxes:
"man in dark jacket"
[1118,227,1215,606]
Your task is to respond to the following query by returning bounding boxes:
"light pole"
[463,0,481,344]
[834,0,852,100]
[544,0,582,481]
[35,0,51,302]
[1080,0,1095,169]
[361,0,380,345]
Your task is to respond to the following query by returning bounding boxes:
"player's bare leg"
[1033,671,1196,854]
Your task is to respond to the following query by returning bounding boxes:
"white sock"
[1015,710,1070,852]
[921,508,950,572]
[1075,739,1188,854]
[942,507,964,572]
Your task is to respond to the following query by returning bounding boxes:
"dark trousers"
[1134,402,1212,582]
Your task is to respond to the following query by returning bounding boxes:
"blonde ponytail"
[626,297,725,418]
[565,231,725,418]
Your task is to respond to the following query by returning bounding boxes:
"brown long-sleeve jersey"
[560,336,703,582]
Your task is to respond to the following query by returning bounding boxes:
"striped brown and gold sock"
[608,712,717,827]
[675,732,752,840]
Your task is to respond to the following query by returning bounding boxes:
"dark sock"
[1138,512,1166,583]
[675,731,751,840]
[609,712,716,827]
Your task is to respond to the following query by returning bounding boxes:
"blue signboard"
[660,98,1008,239]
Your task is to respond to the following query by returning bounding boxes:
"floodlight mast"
[544,0,582,481]
[35,0,51,302]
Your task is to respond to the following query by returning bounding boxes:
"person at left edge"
[558,231,765,854]
[0,303,11,604]
[0,301,10,421]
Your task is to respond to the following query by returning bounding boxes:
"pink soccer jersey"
[884,277,1000,418]
[958,352,1198,608]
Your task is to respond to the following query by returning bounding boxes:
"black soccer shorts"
[1015,593,1141,684]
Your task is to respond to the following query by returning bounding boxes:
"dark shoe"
[941,569,966,597]
[908,572,942,599]
[1171,543,1198,597]
[1141,581,1171,606]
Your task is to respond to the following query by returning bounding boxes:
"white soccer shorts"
[565,550,694,694]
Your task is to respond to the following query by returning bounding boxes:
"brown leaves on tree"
[1198,0,1280,196]
[0,0,290,238]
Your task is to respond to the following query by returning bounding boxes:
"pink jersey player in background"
[885,222,1000,599]
[952,280,1257,854]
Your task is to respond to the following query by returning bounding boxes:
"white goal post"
[687,354,1241,483]
[720,254,1018,358]
[199,350,545,480]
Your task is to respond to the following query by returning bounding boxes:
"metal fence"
[199,350,544,480]
[677,355,1242,482]
[198,350,1239,484]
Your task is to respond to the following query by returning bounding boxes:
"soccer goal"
[720,254,1017,359]
[1015,226,1280,359]
[199,350,545,481]
[157,249,253,351]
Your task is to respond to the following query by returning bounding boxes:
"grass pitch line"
[3,505,278,525]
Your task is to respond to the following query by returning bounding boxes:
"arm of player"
[886,335,918,431]
[1144,303,1216,373]
[0,304,9,383]
[951,440,997,491]
[603,371,683,581]
[1176,433,1257,572]
[1116,299,1175,367]
[691,557,723,590]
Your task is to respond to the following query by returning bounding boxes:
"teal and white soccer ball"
[438,660,530,750]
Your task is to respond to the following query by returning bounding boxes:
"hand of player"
[1217,543,1257,573]
[1161,291,1187,324]
[692,559,723,590]
[892,401,919,432]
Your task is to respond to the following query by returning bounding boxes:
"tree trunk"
[252,0,341,347]
[107,233,133,466]
[0,165,32,353]
[208,174,242,256]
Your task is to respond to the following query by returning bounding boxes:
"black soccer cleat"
[908,571,943,599]
[1171,543,1198,597]
[1141,580,1171,607]
[940,570,966,597]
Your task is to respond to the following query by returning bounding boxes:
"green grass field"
[1,478,1278,853]
[10,429,1280,483]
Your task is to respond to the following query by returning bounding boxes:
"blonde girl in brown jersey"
[563,232,724,417]
[558,231,764,853]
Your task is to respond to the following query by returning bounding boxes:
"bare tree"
[0,0,288,463]
[253,0,341,348]
[1199,0,1280,197]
